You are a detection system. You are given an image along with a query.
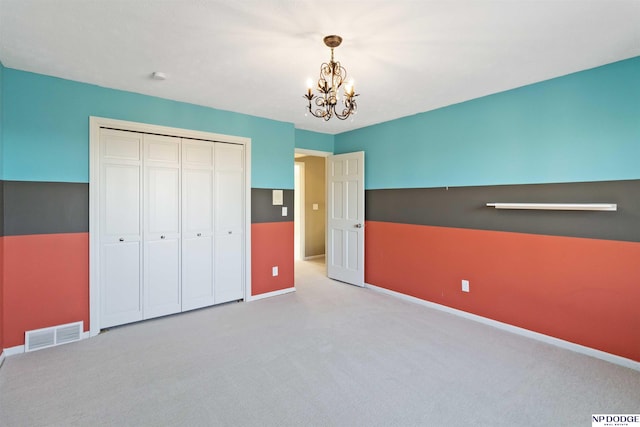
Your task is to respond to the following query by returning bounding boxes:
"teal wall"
[2,69,295,189]
[4,56,640,190]
[0,61,4,178]
[295,128,334,153]
[335,57,640,190]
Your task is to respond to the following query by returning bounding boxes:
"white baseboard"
[364,283,640,372]
[248,287,296,301]
[4,345,25,357]
[304,254,325,261]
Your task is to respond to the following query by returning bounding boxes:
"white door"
[327,151,365,286]
[181,140,215,311]
[214,143,245,303]
[143,134,182,319]
[99,129,144,328]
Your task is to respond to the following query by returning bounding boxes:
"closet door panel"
[214,233,243,303]
[101,241,142,328]
[146,137,180,162]
[215,171,243,229]
[144,135,182,319]
[101,129,141,161]
[145,239,181,316]
[182,140,215,311]
[183,142,213,166]
[147,167,180,233]
[103,164,140,237]
[183,169,213,233]
[99,129,143,328]
[182,235,214,309]
[214,143,244,304]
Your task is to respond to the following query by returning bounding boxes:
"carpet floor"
[1,258,638,426]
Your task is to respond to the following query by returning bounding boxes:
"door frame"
[89,116,252,337]
[294,161,306,260]
[293,148,332,270]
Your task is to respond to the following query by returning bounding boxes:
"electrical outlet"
[462,280,470,292]
[272,266,279,276]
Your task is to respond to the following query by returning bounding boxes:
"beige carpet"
[1,258,638,426]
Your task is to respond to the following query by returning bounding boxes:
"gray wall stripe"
[366,180,640,242]
[3,181,89,236]
[1,183,293,236]
[251,188,294,223]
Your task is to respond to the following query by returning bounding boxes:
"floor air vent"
[25,321,84,352]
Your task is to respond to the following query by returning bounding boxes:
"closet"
[98,128,245,329]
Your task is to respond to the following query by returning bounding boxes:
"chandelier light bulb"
[345,79,355,96]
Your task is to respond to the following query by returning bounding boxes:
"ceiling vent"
[25,321,83,352]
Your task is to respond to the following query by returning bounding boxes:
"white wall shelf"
[486,203,617,211]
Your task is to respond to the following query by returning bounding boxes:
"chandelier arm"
[305,96,333,120]
[334,106,354,120]
[333,94,358,120]
[306,103,327,119]
[308,109,328,119]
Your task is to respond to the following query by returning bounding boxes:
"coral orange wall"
[3,233,89,347]
[251,222,294,296]
[1,224,295,348]
[366,221,640,361]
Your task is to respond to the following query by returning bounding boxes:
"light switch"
[282,206,288,216]
[312,203,319,210]
[272,266,278,276]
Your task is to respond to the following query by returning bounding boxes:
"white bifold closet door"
[143,135,182,319]
[99,129,144,328]
[214,143,245,304]
[181,140,215,311]
[98,129,245,329]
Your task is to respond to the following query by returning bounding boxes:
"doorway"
[294,152,327,263]
[293,148,365,288]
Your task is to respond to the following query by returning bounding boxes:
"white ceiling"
[1,1,639,135]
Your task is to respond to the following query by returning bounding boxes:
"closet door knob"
[197,233,202,237]
[228,231,232,235]
[160,235,166,239]
[119,238,124,242]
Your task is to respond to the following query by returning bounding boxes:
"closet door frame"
[89,116,252,337]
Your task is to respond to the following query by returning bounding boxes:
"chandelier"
[304,35,358,121]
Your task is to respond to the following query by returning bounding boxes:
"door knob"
[354,223,363,228]
[197,233,202,237]
[119,237,124,242]
[160,235,166,239]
